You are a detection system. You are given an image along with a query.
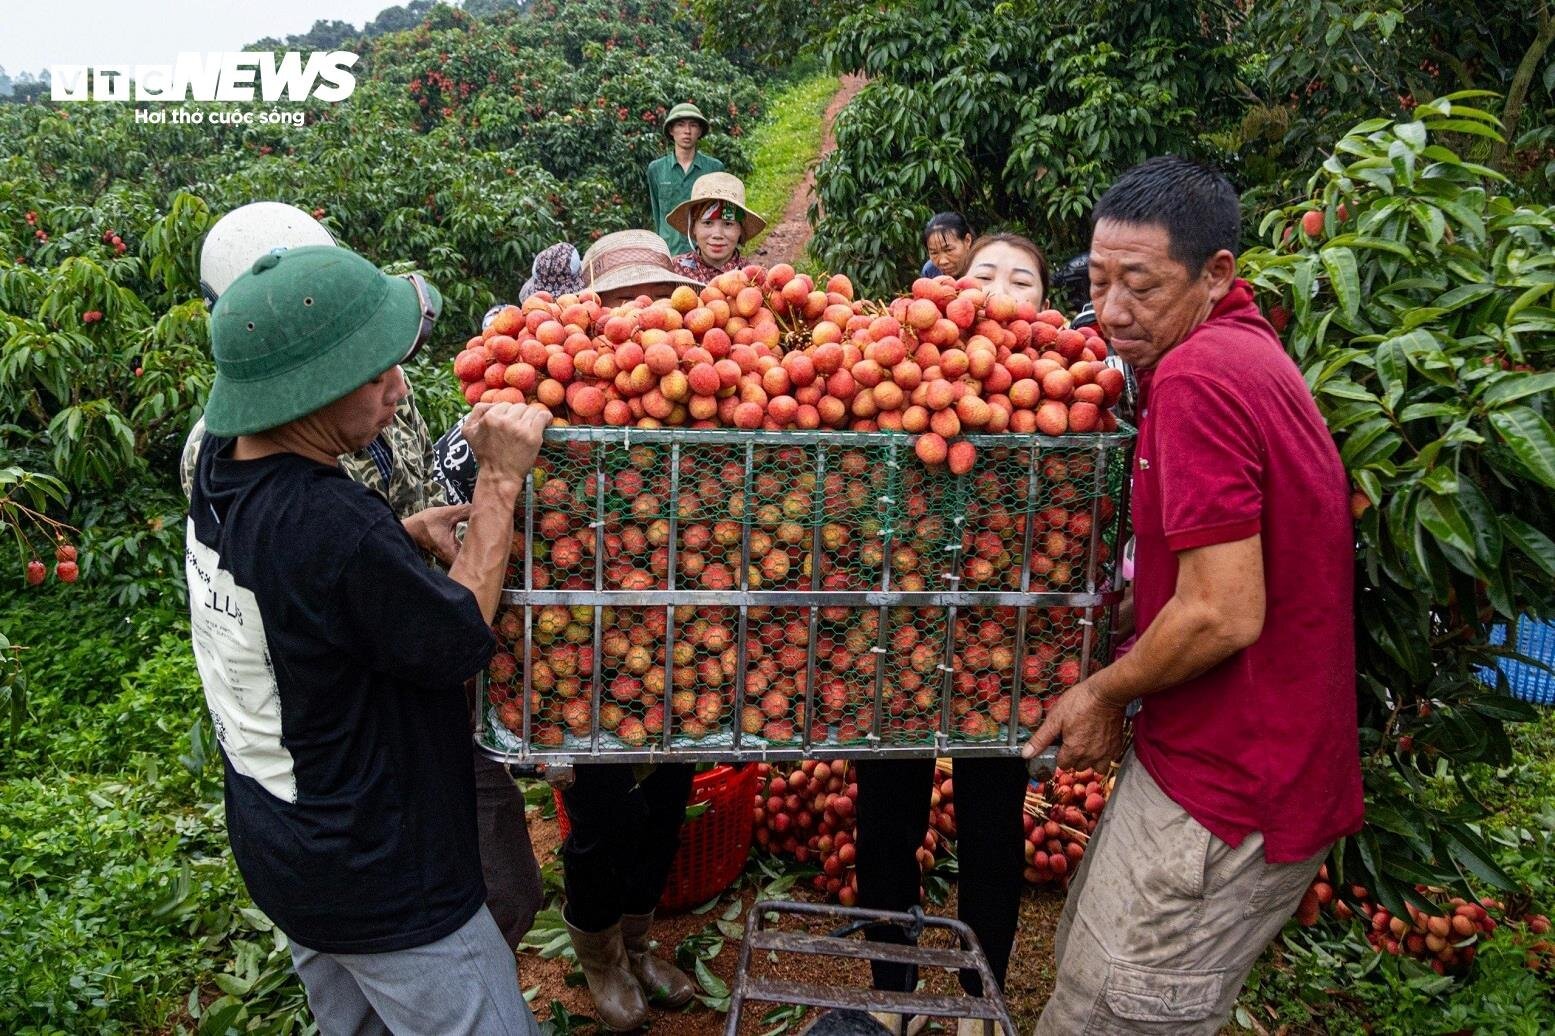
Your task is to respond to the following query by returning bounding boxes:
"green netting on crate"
[478,425,1132,761]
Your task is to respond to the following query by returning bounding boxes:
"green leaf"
[1441,826,1517,891]
[1431,283,1494,312]
[1488,406,1555,487]
[197,997,245,1034]
[1424,118,1504,141]
[1326,234,1412,258]
[1468,694,1538,722]
[1375,340,1407,400]
[1481,370,1555,408]
[1398,402,1460,422]
[1417,493,1479,566]
[1501,515,1555,577]
[1454,479,1502,567]
[1319,380,1379,403]
[1321,246,1360,319]
[694,957,728,999]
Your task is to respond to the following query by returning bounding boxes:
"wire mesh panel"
[477,425,1133,763]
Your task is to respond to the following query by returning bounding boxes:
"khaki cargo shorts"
[1034,750,1326,1035]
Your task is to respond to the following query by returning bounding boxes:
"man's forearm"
[1085,595,1253,708]
[447,474,522,623]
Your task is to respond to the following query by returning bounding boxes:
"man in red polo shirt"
[1025,156,1363,1035]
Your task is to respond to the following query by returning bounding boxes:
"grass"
[0,593,310,1034]
[740,71,840,253]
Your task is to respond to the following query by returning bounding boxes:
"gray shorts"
[1035,750,1326,1035]
[290,905,540,1036]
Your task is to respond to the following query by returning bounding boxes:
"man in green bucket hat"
[186,244,549,1035]
[646,100,723,255]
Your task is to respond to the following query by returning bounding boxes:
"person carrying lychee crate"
[430,229,705,1034]
[666,171,767,280]
[184,244,550,1035]
[1024,156,1363,1035]
[181,203,546,960]
[647,101,724,256]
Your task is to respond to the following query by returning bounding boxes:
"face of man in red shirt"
[1087,220,1236,371]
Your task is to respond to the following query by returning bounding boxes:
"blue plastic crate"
[1484,617,1555,707]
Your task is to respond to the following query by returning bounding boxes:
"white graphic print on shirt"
[185,517,296,803]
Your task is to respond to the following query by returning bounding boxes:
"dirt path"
[751,73,867,268]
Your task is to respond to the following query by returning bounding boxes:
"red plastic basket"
[552,763,758,913]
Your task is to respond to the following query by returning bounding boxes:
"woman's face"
[692,213,741,265]
[927,230,974,278]
[967,241,1045,308]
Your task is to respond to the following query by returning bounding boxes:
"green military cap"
[663,101,710,140]
[203,245,441,436]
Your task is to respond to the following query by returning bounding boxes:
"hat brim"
[588,264,705,297]
[203,274,441,436]
[664,199,767,244]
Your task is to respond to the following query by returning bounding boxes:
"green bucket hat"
[663,101,710,141]
[203,245,442,436]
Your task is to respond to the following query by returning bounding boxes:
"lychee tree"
[0,464,78,739]
[1240,94,1555,917]
[1237,0,1555,207]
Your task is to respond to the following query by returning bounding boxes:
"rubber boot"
[567,920,648,1031]
[619,911,695,1007]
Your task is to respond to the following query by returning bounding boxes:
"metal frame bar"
[533,425,1133,449]
[726,900,1018,1036]
[501,588,1121,607]
[802,443,827,752]
[1008,442,1041,750]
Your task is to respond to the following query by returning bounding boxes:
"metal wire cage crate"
[475,424,1134,763]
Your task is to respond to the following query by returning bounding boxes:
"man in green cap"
[646,101,723,255]
[185,244,548,1035]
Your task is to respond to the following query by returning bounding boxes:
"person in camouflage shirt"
[184,202,544,955]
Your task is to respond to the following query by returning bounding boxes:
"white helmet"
[199,202,337,305]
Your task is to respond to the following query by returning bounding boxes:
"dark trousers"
[560,763,695,932]
[473,751,545,951]
[854,757,1029,995]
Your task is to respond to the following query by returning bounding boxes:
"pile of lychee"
[748,760,1115,907]
[452,263,1125,475]
[1295,869,1551,975]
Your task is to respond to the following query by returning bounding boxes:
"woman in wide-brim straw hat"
[579,229,705,306]
[665,172,767,281]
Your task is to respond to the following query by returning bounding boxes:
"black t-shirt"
[185,436,495,953]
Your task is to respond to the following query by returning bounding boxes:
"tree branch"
[1490,1,1555,171]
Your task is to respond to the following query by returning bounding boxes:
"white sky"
[0,1,406,76]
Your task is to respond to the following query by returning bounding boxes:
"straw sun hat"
[580,230,705,297]
[665,172,768,244]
